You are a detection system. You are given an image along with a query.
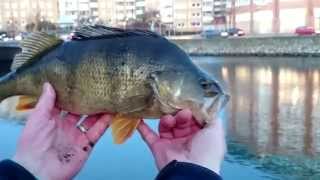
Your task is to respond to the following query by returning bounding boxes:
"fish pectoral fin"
[16,96,37,111]
[111,114,141,144]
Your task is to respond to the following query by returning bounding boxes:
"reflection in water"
[195,57,320,179]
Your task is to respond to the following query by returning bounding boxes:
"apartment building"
[227,0,320,34]
[0,0,59,31]
[59,0,99,27]
[159,0,201,32]
[202,0,214,27]
[98,0,147,27]
[159,0,227,33]
[213,0,227,28]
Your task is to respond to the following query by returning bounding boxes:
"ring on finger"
[77,124,89,134]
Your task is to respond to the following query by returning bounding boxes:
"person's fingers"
[173,126,192,138]
[137,120,159,147]
[64,113,82,125]
[191,124,201,132]
[80,115,99,128]
[30,83,56,122]
[86,114,112,143]
[159,115,175,139]
[175,109,193,129]
[56,113,90,132]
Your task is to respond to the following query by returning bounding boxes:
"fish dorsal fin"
[73,25,160,40]
[74,25,125,38]
[11,32,63,71]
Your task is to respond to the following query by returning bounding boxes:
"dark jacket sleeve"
[0,160,36,180]
[156,160,222,180]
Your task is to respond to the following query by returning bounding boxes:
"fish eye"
[201,83,210,89]
[199,78,212,89]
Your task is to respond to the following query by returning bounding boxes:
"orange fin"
[16,96,37,111]
[111,114,141,144]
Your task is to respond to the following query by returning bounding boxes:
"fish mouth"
[200,93,230,123]
[201,80,223,97]
[204,90,218,97]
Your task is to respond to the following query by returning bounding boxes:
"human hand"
[13,83,112,180]
[138,109,226,174]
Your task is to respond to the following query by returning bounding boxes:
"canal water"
[0,56,319,180]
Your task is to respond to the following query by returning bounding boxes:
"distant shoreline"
[1,35,320,57]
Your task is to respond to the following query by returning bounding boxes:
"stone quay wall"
[172,36,320,57]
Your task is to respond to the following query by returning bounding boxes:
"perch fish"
[0,26,229,144]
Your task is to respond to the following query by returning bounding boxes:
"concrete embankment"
[1,35,320,57]
[172,35,320,57]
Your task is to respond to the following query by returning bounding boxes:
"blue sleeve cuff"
[0,159,36,180]
[156,160,222,180]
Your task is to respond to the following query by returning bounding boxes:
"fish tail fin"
[0,74,30,121]
[0,71,17,102]
[0,96,30,122]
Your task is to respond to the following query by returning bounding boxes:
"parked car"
[227,28,245,36]
[295,26,315,35]
[201,29,222,38]
[0,31,8,41]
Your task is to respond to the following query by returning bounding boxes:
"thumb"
[137,120,159,148]
[31,83,56,120]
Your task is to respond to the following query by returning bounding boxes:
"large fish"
[0,26,229,143]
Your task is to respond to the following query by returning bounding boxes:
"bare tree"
[25,12,57,32]
[126,10,161,31]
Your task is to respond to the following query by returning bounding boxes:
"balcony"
[214,1,226,6]
[136,1,145,7]
[202,16,213,22]
[136,9,144,15]
[90,2,98,8]
[202,6,213,12]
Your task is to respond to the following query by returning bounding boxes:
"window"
[6,11,10,18]
[21,11,26,17]
[191,22,200,26]
[12,3,17,9]
[47,2,52,9]
[20,3,26,8]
